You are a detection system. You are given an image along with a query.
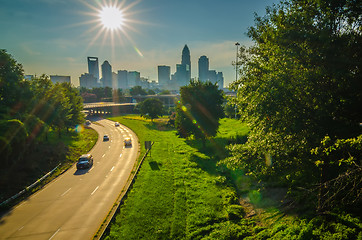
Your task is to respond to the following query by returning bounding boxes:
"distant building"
[175,64,187,87]
[217,72,224,88]
[158,65,171,88]
[79,73,98,89]
[208,70,217,84]
[101,60,112,88]
[181,45,191,83]
[117,70,128,89]
[87,57,99,81]
[24,75,33,81]
[128,71,140,88]
[50,75,71,84]
[198,56,209,82]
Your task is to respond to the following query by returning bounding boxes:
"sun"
[99,6,124,30]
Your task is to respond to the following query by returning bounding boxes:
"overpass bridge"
[83,102,137,116]
[83,94,179,116]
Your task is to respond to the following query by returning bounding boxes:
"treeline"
[0,50,84,165]
[79,86,171,103]
[223,0,361,213]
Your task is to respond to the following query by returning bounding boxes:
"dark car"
[76,154,93,170]
[103,135,109,141]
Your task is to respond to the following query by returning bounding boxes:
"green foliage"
[137,98,164,121]
[0,51,85,165]
[175,80,225,143]
[129,85,147,96]
[225,0,362,210]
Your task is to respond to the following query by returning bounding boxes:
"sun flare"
[99,6,124,30]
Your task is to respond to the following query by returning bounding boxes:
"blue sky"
[1,0,280,87]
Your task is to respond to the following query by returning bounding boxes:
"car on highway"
[85,120,91,126]
[76,154,93,170]
[103,135,109,141]
[124,137,132,147]
[115,122,120,127]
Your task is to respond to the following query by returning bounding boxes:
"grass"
[103,115,362,240]
[104,116,250,239]
[0,126,98,207]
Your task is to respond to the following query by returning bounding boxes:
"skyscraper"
[118,70,128,89]
[198,55,209,82]
[158,65,171,88]
[101,60,112,88]
[87,57,99,81]
[181,45,191,83]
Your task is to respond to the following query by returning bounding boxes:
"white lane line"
[110,166,115,172]
[120,153,122,157]
[102,154,106,158]
[18,226,24,231]
[89,167,93,172]
[108,146,111,149]
[91,186,99,195]
[49,228,60,240]
[61,188,71,197]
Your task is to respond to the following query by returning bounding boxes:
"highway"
[0,118,139,239]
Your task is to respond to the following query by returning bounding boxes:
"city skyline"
[1,0,280,87]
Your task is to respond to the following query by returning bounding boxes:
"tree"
[137,98,164,121]
[129,86,147,96]
[175,81,224,146]
[223,0,362,210]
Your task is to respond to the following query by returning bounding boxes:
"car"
[103,135,109,141]
[76,154,93,170]
[85,120,91,125]
[124,137,132,147]
[115,122,120,127]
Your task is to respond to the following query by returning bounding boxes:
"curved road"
[0,118,139,239]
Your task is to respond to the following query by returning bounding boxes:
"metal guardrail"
[0,163,61,207]
[94,142,154,240]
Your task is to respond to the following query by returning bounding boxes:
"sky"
[1,0,280,88]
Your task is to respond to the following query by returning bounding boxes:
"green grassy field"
[104,116,251,239]
[104,116,362,240]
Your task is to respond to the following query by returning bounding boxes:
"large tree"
[175,81,224,145]
[224,0,361,210]
[137,98,164,121]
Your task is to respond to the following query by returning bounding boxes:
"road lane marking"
[109,146,111,149]
[120,153,122,157]
[110,166,115,172]
[89,167,93,172]
[18,226,24,231]
[91,186,99,195]
[49,228,60,240]
[102,154,106,158]
[61,188,71,197]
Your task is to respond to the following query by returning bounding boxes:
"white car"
[124,137,132,146]
[115,122,120,127]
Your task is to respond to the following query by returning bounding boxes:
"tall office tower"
[208,70,217,84]
[87,57,99,81]
[101,60,112,88]
[217,72,224,88]
[128,71,140,88]
[198,55,209,82]
[79,73,98,89]
[158,65,171,88]
[175,64,187,87]
[181,45,191,83]
[117,70,128,89]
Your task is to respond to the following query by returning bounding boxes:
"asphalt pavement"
[0,118,139,240]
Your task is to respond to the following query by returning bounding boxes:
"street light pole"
[235,42,240,82]
[234,42,240,119]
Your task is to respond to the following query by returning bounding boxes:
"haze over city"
[1,0,279,87]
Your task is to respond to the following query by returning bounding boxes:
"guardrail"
[94,142,154,240]
[0,163,61,207]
